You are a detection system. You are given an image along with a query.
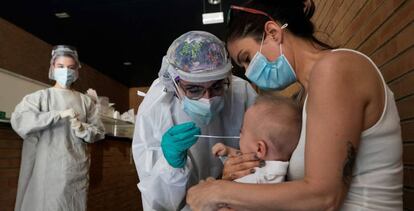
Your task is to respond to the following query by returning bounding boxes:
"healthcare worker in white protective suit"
[132,31,258,210]
[11,45,105,211]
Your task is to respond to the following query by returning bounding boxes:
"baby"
[212,94,301,184]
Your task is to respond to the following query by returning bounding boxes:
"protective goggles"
[178,79,230,100]
[227,5,276,24]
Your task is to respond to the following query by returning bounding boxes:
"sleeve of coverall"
[11,92,61,139]
[244,80,258,107]
[132,109,191,211]
[73,96,105,143]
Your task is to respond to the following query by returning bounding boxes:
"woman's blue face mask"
[245,27,297,90]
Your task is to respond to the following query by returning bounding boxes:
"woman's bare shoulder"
[310,50,376,85]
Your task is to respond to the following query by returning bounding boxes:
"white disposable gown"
[132,76,257,211]
[11,87,105,211]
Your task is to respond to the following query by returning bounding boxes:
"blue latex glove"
[161,122,201,168]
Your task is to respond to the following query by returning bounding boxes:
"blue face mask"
[182,96,224,126]
[53,67,77,88]
[245,35,296,91]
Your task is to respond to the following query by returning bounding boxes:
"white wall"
[0,68,48,118]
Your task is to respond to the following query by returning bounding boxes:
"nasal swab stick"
[194,135,240,139]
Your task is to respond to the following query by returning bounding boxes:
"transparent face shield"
[167,60,232,100]
[49,45,81,81]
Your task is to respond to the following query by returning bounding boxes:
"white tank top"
[287,49,403,210]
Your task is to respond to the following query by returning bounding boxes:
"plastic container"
[100,115,134,138]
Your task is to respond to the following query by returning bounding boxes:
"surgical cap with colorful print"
[158,31,232,92]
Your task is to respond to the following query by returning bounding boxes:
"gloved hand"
[70,118,84,132]
[60,108,77,119]
[161,122,201,168]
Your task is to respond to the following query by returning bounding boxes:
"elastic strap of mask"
[280,23,288,55]
[171,76,183,101]
[280,43,283,55]
[259,33,265,53]
[260,23,288,54]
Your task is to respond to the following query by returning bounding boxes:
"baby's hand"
[212,143,241,157]
[212,143,228,156]
[227,147,242,157]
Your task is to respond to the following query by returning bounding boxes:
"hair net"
[49,45,81,80]
[158,31,232,92]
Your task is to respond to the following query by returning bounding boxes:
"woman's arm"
[187,53,376,210]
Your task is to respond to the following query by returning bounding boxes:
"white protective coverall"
[11,87,105,211]
[132,76,257,210]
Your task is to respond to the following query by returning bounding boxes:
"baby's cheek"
[239,137,258,154]
[239,138,248,154]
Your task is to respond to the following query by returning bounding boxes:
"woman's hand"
[222,153,263,180]
[187,178,231,211]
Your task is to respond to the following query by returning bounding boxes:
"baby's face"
[239,107,260,154]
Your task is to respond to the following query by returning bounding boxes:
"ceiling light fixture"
[208,0,221,5]
[55,12,70,18]
[123,62,132,66]
[202,12,224,25]
[202,0,223,25]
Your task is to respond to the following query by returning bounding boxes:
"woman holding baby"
[187,0,403,210]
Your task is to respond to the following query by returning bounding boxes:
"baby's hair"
[254,94,301,112]
[252,94,302,161]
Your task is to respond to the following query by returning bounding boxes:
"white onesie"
[235,161,289,184]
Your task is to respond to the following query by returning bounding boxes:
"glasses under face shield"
[177,79,230,100]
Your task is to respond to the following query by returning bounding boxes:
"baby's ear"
[256,140,267,160]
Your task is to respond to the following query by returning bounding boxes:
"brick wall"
[0,123,143,211]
